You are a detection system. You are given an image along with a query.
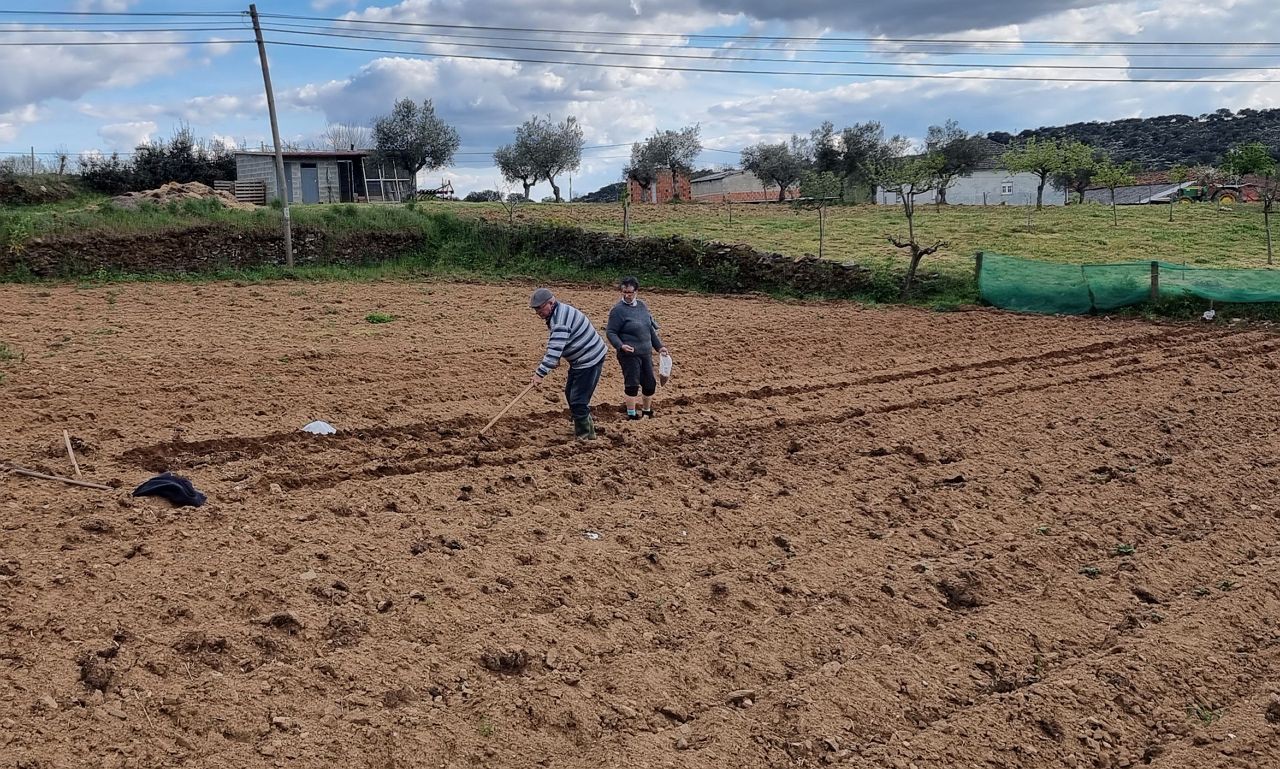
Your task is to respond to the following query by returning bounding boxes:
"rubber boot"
[573,415,596,441]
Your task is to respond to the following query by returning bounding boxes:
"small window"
[1001,182,1013,195]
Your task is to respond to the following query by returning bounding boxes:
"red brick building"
[627,168,691,203]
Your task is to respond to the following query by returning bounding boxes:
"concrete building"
[233,150,417,204]
[877,138,1066,207]
[690,169,800,203]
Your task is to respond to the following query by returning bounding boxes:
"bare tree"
[53,145,70,175]
[323,122,369,151]
[876,153,947,298]
[496,179,523,225]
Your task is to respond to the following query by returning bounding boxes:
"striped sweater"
[536,301,608,377]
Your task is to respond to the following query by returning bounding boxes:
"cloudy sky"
[2,0,1278,197]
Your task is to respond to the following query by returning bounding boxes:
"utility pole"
[249,4,293,268]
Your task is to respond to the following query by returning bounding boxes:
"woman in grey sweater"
[605,276,669,419]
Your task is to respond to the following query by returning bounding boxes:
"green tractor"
[1171,182,1255,206]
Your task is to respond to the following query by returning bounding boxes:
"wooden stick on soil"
[63,430,83,478]
[480,382,537,436]
[3,464,112,491]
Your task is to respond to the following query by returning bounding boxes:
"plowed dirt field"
[2,280,1279,769]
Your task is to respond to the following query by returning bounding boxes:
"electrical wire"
[255,20,1280,60]
[255,12,1280,47]
[254,25,1280,71]
[261,38,1276,83]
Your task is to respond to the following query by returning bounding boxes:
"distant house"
[626,168,691,203]
[233,150,417,204]
[877,137,1065,206]
[690,168,800,203]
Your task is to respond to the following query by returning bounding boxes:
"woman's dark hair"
[620,276,640,290]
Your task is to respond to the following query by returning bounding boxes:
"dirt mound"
[0,173,82,205]
[2,281,1280,768]
[111,181,255,211]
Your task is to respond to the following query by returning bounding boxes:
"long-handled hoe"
[478,382,536,439]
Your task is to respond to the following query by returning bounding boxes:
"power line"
[453,142,631,156]
[255,25,1280,71]
[0,39,255,46]
[256,12,1280,47]
[0,10,241,17]
[9,21,1278,64]
[262,38,1275,83]
[6,8,1279,48]
[258,20,1280,60]
[0,25,248,33]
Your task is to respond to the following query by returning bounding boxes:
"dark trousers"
[564,360,604,420]
[617,352,657,397]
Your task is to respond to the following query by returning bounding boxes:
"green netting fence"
[978,251,1280,314]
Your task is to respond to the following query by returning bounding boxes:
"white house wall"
[878,170,1065,206]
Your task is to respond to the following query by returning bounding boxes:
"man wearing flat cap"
[529,287,608,441]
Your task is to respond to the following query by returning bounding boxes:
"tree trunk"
[549,176,561,203]
[902,250,924,299]
[671,169,680,202]
[1111,190,1118,226]
[777,183,787,203]
[522,180,533,200]
[1169,201,1174,222]
[622,200,630,237]
[818,206,824,261]
[1035,176,1046,210]
[1266,206,1273,265]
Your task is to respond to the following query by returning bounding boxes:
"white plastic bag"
[302,420,337,435]
[658,350,673,385]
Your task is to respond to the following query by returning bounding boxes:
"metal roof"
[235,150,371,159]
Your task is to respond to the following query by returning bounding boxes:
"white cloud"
[203,38,237,58]
[75,0,138,10]
[0,105,40,143]
[0,32,190,114]
[98,121,157,150]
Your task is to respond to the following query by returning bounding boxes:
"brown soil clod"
[480,647,531,675]
[76,652,115,692]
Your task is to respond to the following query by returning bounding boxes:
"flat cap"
[529,287,554,308]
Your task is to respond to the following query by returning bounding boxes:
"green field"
[4,194,1275,299]
[437,198,1278,280]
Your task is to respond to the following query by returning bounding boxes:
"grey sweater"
[606,299,664,355]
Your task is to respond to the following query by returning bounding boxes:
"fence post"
[1149,261,1159,301]
[974,251,984,284]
